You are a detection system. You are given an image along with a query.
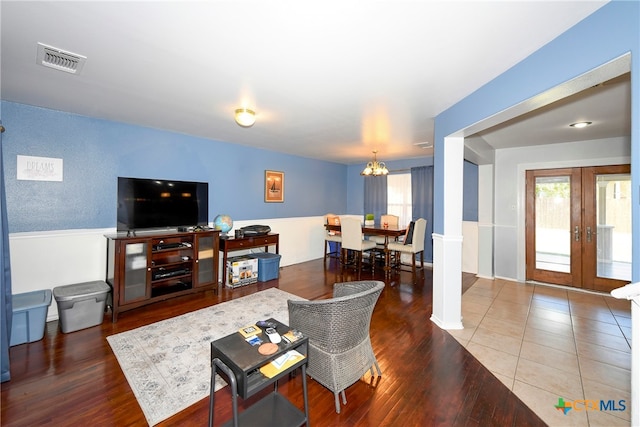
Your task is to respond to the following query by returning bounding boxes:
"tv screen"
[117,177,209,232]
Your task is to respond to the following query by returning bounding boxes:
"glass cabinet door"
[194,234,215,287]
[123,241,149,302]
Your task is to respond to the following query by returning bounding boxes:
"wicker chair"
[287,280,385,413]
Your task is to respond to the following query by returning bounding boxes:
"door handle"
[586,226,593,243]
[574,226,580,242]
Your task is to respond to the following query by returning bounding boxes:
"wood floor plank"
[1,259,545,426]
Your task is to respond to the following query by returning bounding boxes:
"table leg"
[302,364,309,423]
[211,358,240,427]
[222,250,228,287]
[208,359,216,427]
[383,236,391,277]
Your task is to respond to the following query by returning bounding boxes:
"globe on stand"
[213,214,233,235]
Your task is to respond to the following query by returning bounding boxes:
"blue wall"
[1,102,479,234]
[0,102,348,232]
[433,0,639,279]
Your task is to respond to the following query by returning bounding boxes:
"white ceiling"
[1,1,627,166]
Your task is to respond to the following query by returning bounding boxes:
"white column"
[633,301,639,426]
[611,282,640,426]
[431,136,464,330]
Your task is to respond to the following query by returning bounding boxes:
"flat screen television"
[117,177,209,232]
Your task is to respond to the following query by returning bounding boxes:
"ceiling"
[1,1,628,166]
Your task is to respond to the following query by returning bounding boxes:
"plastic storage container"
[249,253,281,282]
[53,281,111,333]
[10,289,52,346]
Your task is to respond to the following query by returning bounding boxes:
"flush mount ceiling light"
[235,108,256,127]
[361,150,389,176]
[569,121,593,128]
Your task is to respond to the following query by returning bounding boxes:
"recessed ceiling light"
[569,121,592,128]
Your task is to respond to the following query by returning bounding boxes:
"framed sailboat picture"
[265,170,284,203]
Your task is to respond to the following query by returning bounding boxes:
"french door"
[525,165,631,292]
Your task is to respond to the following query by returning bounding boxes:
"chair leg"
[412,253,416,278]
[390,250,398,272]
[332,390,347,413]
[374,360,382,376]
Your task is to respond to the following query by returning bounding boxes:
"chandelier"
[360,150,389,176]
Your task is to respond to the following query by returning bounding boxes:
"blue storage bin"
[249,253,281,282]
[10,289,52,346]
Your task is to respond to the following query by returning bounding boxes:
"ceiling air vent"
[413,141,432,149]
[36,42,86,74]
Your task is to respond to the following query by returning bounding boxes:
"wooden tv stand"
[105,230,220,322]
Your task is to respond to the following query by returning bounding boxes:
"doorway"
[525,165,631,292]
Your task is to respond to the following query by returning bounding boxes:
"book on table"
[282,330,300,344]
[238,325,261,338]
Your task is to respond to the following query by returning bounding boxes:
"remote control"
[265,327,281,344]
[257,320,278,329]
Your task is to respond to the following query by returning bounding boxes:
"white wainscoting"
[9,216,326,321]
[462,221,478,275]
[10,216,480,321]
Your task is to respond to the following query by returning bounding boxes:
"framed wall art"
[264,170,284,203]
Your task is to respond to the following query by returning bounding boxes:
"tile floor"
[448,278,632,426]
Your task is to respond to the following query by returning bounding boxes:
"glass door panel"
[195,234,215,287]
[526,168,581,287]
[124,241,149,302]
[534,176,571,273]
[595,173,632,281]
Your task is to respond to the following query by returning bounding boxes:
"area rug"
[106,288,306,426]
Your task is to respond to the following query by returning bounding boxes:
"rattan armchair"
[287,280,385,413]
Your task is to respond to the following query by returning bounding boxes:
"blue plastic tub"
[249,253,281,282]
[10,289,52,346]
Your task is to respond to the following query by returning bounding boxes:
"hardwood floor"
[1,258,545,426]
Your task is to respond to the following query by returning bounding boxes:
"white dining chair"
[341,217,377,275]
[388,218,427,281]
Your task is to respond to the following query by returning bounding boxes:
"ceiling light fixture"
[361,150,389,176]
[569,121,592,128]
[235,108,256,127]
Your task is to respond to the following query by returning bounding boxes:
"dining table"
[325,223,407,276]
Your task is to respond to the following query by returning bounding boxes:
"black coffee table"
[208,318,309,427]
